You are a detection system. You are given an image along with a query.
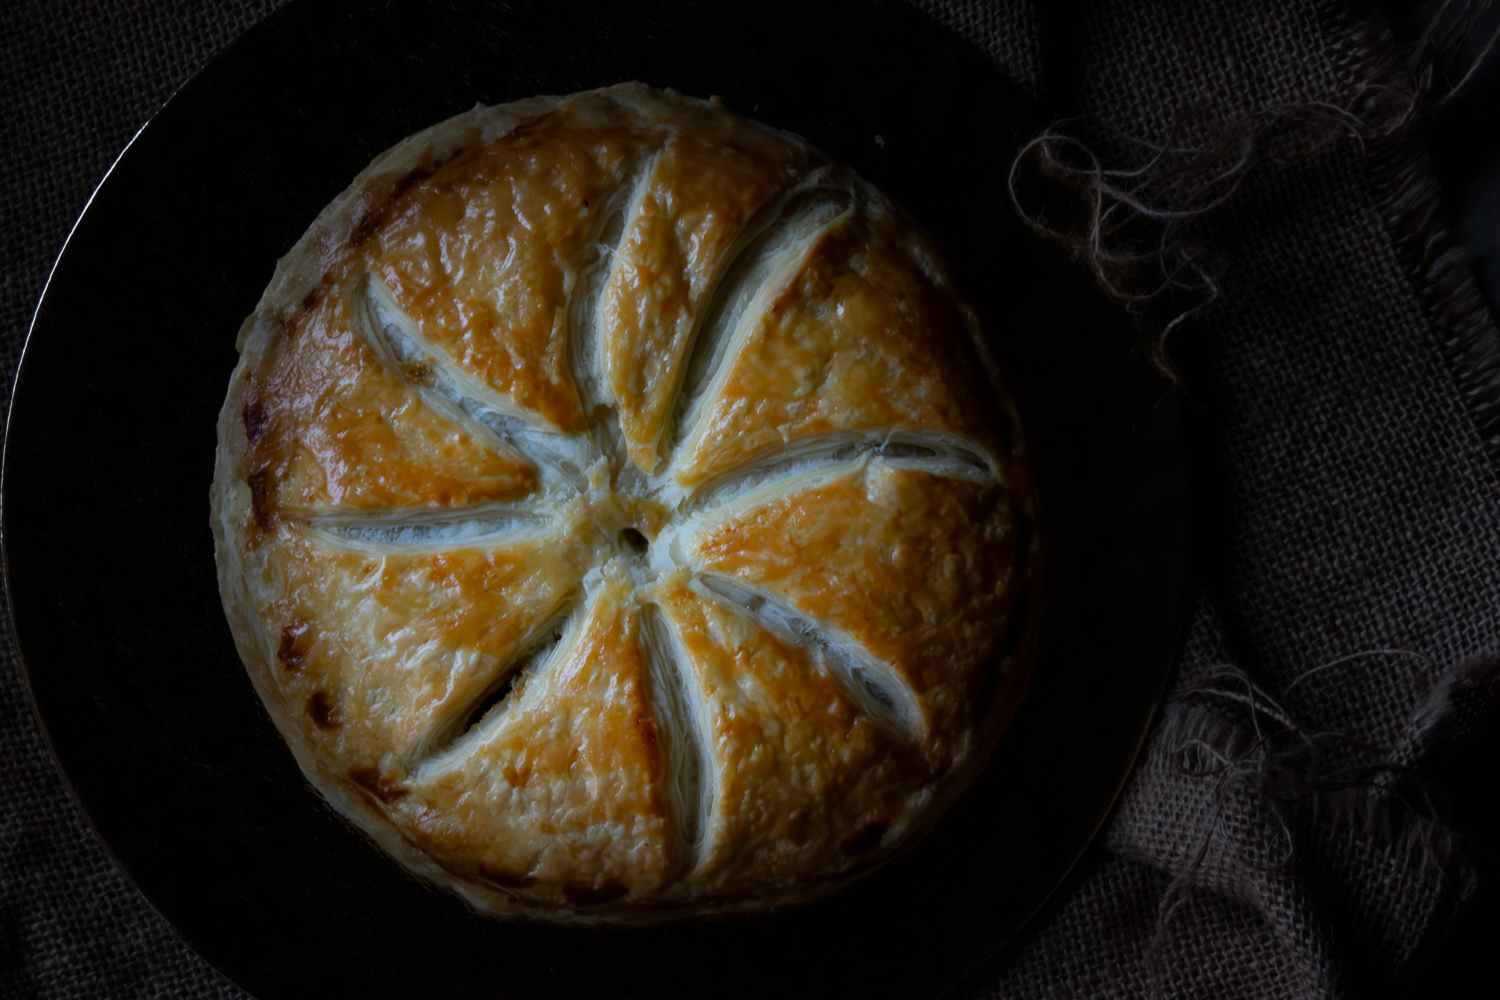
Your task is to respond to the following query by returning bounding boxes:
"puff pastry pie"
[212,83,1037,922]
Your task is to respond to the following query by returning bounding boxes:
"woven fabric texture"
[3,1,1497,997]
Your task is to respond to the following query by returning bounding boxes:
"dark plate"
[2,1,1186,997]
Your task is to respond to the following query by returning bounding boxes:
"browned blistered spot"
[349,210,384,247]
[563,881,629,907]
[301,283,327,314]
[840,822,888,857]
[635,711,661,782]
[307,690,340,729]
[348,764,408,803]
[507,110,558,142]
[392,165,434,198]
[277,623,310,672]
[479,863,537,890]
[501,763,528,788]
[273,307,308,353]
[242,395,269,445]
[247,468,273,528]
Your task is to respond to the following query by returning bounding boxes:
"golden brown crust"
[212,83,1037,923]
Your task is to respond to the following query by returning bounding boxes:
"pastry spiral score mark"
[357,274,593,493]
[638,606,712,878]
[302,502,545,548]
[665,181,856,479]
[687,572,921,741]
[671,429,995,517]
[413,604,577,769]
[566,152,654,423]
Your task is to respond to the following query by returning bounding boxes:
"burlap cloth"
[4,1,1498,996]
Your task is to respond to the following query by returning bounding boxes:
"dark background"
[1382,2,1500,993]
[3,0,1499,997]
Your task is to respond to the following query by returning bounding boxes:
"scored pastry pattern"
[214,86,1032,919]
